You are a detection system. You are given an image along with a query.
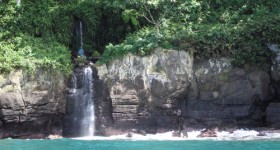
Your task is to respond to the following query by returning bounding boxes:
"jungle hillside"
[1,0,280,73]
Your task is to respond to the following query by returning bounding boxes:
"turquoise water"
[1,139,280,150]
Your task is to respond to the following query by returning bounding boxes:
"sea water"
[1,139,280,150]
[1,130,280,150]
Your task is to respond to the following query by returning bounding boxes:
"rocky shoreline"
[99,127,280,141]
[2,126,280,140]
[95,48,280,135]
[1,49,280,139]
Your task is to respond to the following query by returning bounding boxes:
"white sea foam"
[72,129,280,141]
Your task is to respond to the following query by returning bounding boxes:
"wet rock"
[126,132,132,138]
[47,134,62,139]
[20,134,46,139]
[172,131,181,137]
[257,131,267,136]
[181,129,188,138]
[197,129,217,138]
[0,131,10,139]
[139,130,147,136]
[266,103,280,128]
[131,129,147,136]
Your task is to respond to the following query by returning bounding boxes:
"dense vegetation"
[99,0,280,66]
[1,0,279,73]
[0,0,73,73]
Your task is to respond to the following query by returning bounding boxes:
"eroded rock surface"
[185,60,272,128]
[97,48,192,132]
[266,103,280,128]
[0,69,66,138]
[97,48,279,132]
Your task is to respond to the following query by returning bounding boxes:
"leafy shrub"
[0,0,72,74]
[0,34,72,74]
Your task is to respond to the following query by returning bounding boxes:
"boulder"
[139,130,147,136]
[181,129,188,138]
[197,129,217,138]
[131,129,147,136]
[126,132,132,138]
[172,131,181,137]
[257,131,267,136]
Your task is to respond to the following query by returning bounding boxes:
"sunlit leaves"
[0,34,72,74]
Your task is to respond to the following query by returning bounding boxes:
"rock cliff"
[1,47,280,138]
[97,48,280,133]
[0,69,66,138]
[97,48,192,133]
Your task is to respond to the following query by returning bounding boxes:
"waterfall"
[81,66,95,136]
[80,21,83,49]
[64,66,95,137]
[16,0,21,6]
[78,21,84,56]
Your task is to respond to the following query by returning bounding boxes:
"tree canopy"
[0,0,279,73]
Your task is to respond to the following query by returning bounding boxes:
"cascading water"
[16,0,21,6]
[63,66,95,137]
[78,21,84,56]
[81,67,95,136]
[63,19,96,137]
[80,21,83,50]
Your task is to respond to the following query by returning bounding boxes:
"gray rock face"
[266,103,280,128]
[0,69,66,138]
[269,44,280,103]
[97,48,278,132]
[97,48,192,132]
[185,59,272,128]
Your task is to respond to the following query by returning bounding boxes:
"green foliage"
[17,0,53,37]
[122,9,140,26]
[0,0,72,74]
[0,34,72,74]
[52,3,74,46]
[92,51,100,58]
[1,0,280,72]
[99,0,280,67]
[74,56,87,64]
[73,0,101,52]
[98,27,158,63]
